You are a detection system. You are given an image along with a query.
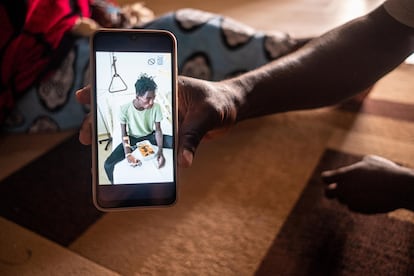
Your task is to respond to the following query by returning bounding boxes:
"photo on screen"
[95,51,174,185]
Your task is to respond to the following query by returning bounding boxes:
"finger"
[79,113,92,145]
[178,108,219,168]
[178,149,194,168]
[75,85,91,104]
[321,169,343,184]
[176,77,221,167]
[320,162,360,184]
[363,155,399,168]
[178,127,204,168]
[324,183,338,199]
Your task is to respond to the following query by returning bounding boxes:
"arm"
[177,5,414,166]
[229,5,414,121]
[121,123,141,166]
[154,121,165,168]
[121,123,131,155]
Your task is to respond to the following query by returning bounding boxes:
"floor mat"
[255,149,414,276]
[0,135,103,246]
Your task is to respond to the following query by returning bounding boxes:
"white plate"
[134,140,157,161]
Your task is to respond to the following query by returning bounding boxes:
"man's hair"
[135,74,157,96]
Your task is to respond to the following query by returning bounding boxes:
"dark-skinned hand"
[75,76,238,167]
[322,155,414,214]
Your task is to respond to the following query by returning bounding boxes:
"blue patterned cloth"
[1,9,306,133]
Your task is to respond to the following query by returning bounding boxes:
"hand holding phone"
[90,29,178,210]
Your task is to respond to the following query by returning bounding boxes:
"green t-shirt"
[119,101,163,138]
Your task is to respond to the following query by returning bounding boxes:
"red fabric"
[0,6,14,51]
[0,0,91,124]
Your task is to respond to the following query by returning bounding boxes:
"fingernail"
[324,183,338,199]
[182,149,193,167]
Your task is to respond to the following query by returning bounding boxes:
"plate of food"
[135,140,157,161]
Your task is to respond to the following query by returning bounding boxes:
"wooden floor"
[2,0,414,275]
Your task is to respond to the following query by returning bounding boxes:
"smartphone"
[90,29,178,211]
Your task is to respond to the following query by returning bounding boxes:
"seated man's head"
[134,74,157,110]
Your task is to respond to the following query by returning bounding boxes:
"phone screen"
[91,30,177,210]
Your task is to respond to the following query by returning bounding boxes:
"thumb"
[178,149,194,168]
[320,162,360,183]
[321,169,343,184]
[75,85,91,104]
[178,128,204,168]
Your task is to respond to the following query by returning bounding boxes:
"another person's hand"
[321,155,414,214]
[75,76,238,167]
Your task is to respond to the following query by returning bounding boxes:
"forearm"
[123,136,132,155]
[155,129,164,152]
[229,5,414,121]
[121,124,132,155]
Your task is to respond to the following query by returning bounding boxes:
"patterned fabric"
[146,9,305,81]
[0,0,90,129]
[1,7,307,133]
[2,38,91,133]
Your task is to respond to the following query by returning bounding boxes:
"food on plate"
[138,143,155,157]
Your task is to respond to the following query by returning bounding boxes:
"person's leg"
[2,38,90,133]
[145,133,173,149]
[142,9,310,81]
[162,135,173,149]
[104,142,126,184]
